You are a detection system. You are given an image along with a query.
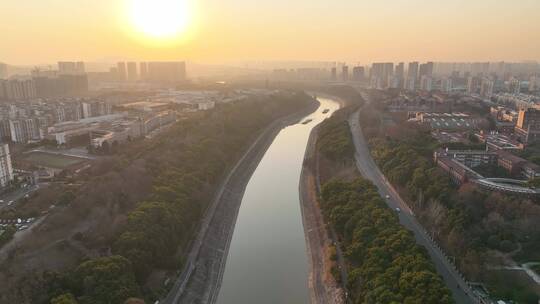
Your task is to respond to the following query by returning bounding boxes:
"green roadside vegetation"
[321,178,453,304]
[0,225,16,248]
[47,256,140,304]
[39,91,314,303]
[518,142,540,165]
[317,107,357,162]
[532,264,540,277]
[316,110,454,304]
[359,98,540,304]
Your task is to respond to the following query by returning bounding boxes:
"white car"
[385,195,390,199]
[395,207,401,213]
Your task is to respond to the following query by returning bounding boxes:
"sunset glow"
[128,0,191,40]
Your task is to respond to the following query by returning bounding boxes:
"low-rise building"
[496,150,527,176]
[413,112,479,130]
[435,149,497,168]
[90,119,142,148]
[141,111,176,135]
[521,162,540,180]
[436,157,469,184]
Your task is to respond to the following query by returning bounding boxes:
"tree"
[51,293,78,304]
[72,256,140,304]
[527,178,540,188]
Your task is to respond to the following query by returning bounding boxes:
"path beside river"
[299,123,345,304]
[163,98,320,304]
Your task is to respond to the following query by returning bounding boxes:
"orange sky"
[1,0,540,65]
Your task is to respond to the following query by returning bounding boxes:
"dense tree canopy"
[318,110,355,162]
[45,91,315,303]
[321,178,453,304]
[365,115,540,303]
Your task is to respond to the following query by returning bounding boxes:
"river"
[216,97,340,304]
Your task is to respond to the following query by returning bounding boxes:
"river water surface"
[216,97,339,304]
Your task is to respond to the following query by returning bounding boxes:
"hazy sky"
[2,0,540,65]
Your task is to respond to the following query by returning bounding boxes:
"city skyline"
[2,0,540,65]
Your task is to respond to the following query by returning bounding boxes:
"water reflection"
[216,97,339,304]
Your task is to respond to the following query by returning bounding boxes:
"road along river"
[216,97,340,304]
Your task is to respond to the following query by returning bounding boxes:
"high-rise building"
[419,62,434,79]
[370,62,393,88]
[480,78,495,97]
[467,76,480,95]
[330,67,337,81]
[441,77,453,92]
[471,62,490,76]
[117,62,127,82]
[58,61,85,75]
[383,63,394,78]
[515,108,540,144]
[517,108,540,130]
[352,66,365,81]
[420,75,433,91]
[0,63,7,79]
[370,63,385,79]
[147,62,186,83]
[140,62,148,80]
[392,62,405,89]
[9,118,41,143]
[395,62,405,78]
[109,67,118,80]
[0,144,13,188]
[342,65,349,81]
[0,79,36,100]
[127,62,138,81]
[407,62,419,91]
[509,77,521,94]
[530,75,539,92]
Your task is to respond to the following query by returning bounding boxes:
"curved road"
[348,95,478,304]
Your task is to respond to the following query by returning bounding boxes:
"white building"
[441,77,453,92]
[0,143,13,188]
[480,78,495,97]
[198,101,216,111]
[420,75,433,92]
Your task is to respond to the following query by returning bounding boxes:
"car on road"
[385,195,390,199]
[7,201,14,206]
[395,207,401,213]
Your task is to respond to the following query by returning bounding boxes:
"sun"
[129,0,191,39]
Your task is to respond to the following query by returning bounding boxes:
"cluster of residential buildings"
[97,61,187,84]
[0,99,113,144]
[488,106,540,145]
[368,61,540,96]
[269,61,540,101]
[0,61,89,101]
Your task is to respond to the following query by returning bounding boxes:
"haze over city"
[2,0,540,65]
